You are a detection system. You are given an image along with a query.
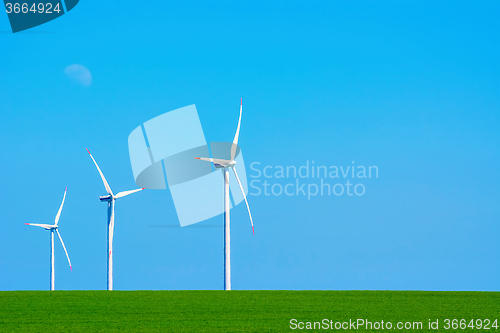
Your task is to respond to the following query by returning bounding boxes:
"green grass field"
[0,291,498,332]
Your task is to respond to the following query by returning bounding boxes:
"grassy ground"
[0,291,498,332]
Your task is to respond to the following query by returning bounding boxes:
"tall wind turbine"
[25,188,72,291]
[194,98,254,290]
[86,149,145,291]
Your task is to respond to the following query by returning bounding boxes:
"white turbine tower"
[86,148,145,291]
[25,188,72,291]
[194,98,254,290]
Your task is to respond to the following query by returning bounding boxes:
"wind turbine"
[86,148,145,291]
[194,98,254,290]
[25,188,72,291]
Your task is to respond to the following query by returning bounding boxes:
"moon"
[64,64,92,87]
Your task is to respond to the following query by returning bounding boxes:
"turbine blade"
[54,187,67,225]
[114,188,145,199]
[86,148,114,196]
[194,157,231,166]
[194,157,214,162]
[25,223,54,229]
[230,98,243,161]
[231,166,254,235]
[56,229,72,271]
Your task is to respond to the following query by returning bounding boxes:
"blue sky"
[0,0,498,291]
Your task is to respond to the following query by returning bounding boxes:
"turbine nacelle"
[215,160,237,169]
[100,195,113,202]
